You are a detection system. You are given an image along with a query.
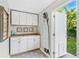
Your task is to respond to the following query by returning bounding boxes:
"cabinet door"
[11,11,20,25]
[33,36,40,49]
[20,13,26,25]
[10,37,20,55]
[27,14,32,25]
[32,15,38,25]
[20,37,28,52]
[28,36,34,50]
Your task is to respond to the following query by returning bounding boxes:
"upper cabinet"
[19,12,27,25]
[26,13,33,25]
[11,10,38,26]
[11,11,20,25]
[32,14,38,25]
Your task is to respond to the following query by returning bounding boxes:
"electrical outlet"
[47,49,50,54]
[44,48,50,54]
[44,48,46,52]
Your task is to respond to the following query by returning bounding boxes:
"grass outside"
[67,36,76,56]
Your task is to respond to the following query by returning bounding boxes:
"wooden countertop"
[11,33,40,37]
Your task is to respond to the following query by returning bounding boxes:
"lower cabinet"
[19,37,28,53]
[28,37,34,50]
[10,35,40,55]
[33,36,40,49]
[10,37,21,55]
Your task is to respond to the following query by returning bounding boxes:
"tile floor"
[61,53,77,58]
[10,49,77,58]
[10,49,47,58]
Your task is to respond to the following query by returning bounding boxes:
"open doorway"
[57,0,77,56]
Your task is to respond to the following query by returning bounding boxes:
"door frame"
[50,0,78,57]
[77,0,79,57]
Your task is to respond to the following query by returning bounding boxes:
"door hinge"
[53,52,55,55]
[53,33,55,36]
[53,15,55,18]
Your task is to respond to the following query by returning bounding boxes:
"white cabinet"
[11,11,38,25]
[28,37,34,50]
[27,36,40,50]
[12,11,20,25]
[10,35,40,55]
[26,14,33,25]
[32,15,38,25]
[33,36,40,49]
[20,37,28,52]
[10,36,28,55]
[20,13,27,25]
[27,14,38,25]
[10,37,21,55]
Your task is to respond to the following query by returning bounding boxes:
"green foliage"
[67,37,76,56]
[66,8,77,55]
[67,8,76,37]
[58,6,77,55]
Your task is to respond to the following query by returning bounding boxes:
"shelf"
[11,33,40,37]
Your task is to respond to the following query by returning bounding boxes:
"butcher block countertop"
[11,33,40,37]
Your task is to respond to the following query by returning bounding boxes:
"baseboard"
[40,48,50,58]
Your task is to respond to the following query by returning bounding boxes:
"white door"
[11,11,20,25]
[51,12,67,57]
[55,12,67,57]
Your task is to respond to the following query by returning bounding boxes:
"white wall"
[6,0,56,14]
[39,0,74,57]
[39,14,49,48]
[0,40,9,58]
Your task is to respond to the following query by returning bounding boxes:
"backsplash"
[11,26,39,36]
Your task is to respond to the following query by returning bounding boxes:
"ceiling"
[7,0,56,14]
